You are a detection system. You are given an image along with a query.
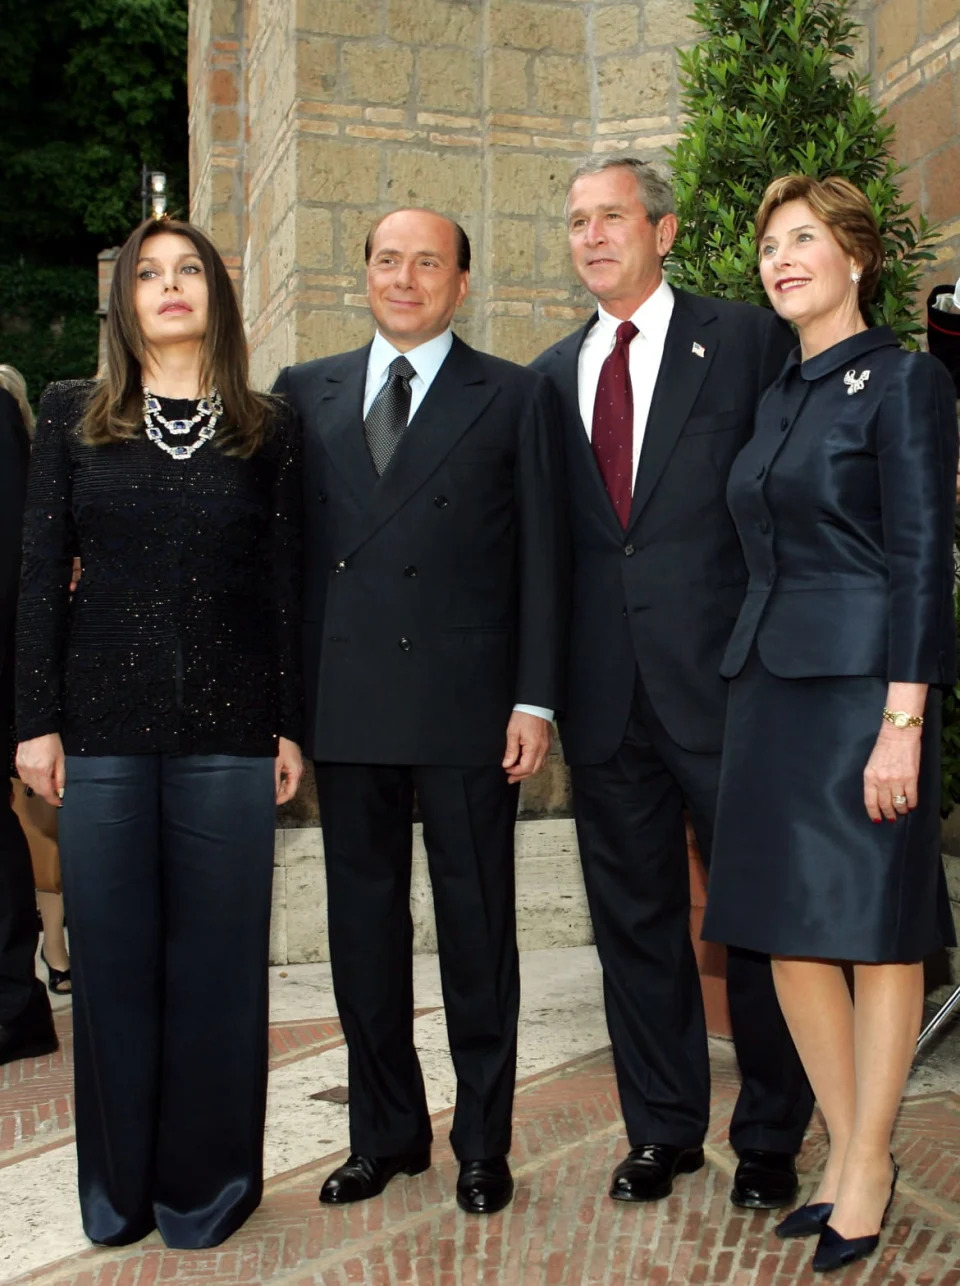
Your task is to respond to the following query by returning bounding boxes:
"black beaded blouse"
[16,380,303,757]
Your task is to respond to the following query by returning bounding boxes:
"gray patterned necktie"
[364,355,416,475]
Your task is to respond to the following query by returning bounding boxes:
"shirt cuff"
[513,703,554,722]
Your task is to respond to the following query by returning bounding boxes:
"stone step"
[269,820,960,980]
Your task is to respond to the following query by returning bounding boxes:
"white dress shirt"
[577,277,675,484]
[364,328,553,724]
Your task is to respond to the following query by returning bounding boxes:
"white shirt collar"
[368,328,454,389]
[596,276,674,342]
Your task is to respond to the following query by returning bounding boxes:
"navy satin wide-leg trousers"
[59,754,276,1250]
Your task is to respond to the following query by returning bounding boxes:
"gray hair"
[564,156,675,225]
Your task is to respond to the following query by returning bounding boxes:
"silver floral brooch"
[843,369,870,395]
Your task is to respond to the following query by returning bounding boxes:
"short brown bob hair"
[755,174,884,312]
[82,218,274,458]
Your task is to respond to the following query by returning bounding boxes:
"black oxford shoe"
[730,1149,799,1209]
[318,1149,430,1204]
[609,1143,705,1202]
[456,1156,514,1215]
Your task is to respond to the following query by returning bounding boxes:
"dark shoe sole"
[609,1147,705,1203]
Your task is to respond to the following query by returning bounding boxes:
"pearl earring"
[851,270,862,284]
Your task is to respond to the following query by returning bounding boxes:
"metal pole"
[915,982,960,1057]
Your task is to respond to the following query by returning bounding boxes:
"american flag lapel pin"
[692,342,705,358]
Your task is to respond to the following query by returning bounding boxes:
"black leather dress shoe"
[0,984,58,1068]
[731,1149,799,1209]
[318,1149,430,1204]
[456,1156,514,1214]
[609,1144,705,1202]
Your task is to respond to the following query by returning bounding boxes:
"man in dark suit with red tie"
[274,208,567,1216]
[532,157,813,1208]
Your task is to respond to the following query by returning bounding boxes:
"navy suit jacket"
[722,327,958,685]
[531,288,794,762]
[274,336,569,765]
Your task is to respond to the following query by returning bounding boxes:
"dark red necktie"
[591,320,638,528]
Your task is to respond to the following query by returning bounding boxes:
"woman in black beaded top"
[15,219,303,1251]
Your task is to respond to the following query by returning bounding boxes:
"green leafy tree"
[0,0,188,400]
[667,0,936,345]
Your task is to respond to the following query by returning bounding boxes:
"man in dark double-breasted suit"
[531,157,813,1208]
[274,208,567,1217]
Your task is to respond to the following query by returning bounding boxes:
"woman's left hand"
[863,726,921,822]
[275,736,304,805]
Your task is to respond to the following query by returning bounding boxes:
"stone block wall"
[189,0,708,388]
[187,0,960,377]
[871,0,960,297]
[185,0,960,832]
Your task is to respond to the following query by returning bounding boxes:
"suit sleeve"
[15,384,79,740]
[514,372,570,711]
[878,351,958,685]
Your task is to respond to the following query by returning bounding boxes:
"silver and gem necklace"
[142,386,223,460]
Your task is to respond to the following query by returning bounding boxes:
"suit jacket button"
[333,560,347,574]
[624,543,635,557]
[434,495,448,508]
[398,637,412,651]
[404,565,418,578]
[318,491,327,503]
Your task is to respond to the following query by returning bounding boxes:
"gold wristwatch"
[882,708,924,729]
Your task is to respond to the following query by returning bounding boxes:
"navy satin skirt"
[59,753,276,1249]
[704,649,955,962]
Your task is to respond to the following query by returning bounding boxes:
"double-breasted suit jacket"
[275,335,567,763]
[274,333,567,1163]
[532,287,794,761]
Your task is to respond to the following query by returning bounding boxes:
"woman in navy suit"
[705,176,957,1273]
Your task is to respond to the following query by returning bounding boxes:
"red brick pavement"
[5,1029,959,1286]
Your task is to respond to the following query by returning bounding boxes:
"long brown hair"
[82,218,273,457]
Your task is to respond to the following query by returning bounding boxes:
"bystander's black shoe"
[0,981,58,1067]
[609,1143,705,1202]
[456,1156,513,1214]
[731,1149,799,1209]
[318,1149,430,1204]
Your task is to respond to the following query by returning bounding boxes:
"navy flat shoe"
[775,1201,834,1238]
[812,1158,899,1273]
